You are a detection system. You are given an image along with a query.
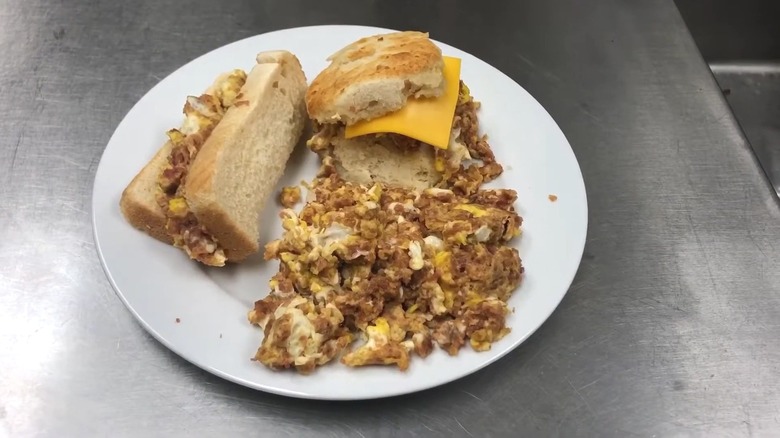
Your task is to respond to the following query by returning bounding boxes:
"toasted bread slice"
[120,50,308,263]
[185,51,307,262]
[306,31,444,124]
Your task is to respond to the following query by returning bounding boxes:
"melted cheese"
[344,56,462,149]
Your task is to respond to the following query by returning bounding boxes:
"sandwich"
[305,31,502,194]
[120,50,308,266]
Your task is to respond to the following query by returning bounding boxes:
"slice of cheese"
[344,56,462,149]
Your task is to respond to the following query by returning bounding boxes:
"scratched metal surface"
[1,0,779,436]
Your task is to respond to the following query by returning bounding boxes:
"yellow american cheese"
[344,56,462,149]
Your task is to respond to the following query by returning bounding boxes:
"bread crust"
[119,146,173,245]
[306,31,444,124]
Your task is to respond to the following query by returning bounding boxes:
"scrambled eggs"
[248,173,524,373]
[156,70,247,266]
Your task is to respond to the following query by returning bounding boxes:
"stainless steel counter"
[2,0,779,436]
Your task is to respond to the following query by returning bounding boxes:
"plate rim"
[91,24,588,400]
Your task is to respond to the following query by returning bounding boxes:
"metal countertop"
[1,0,779,436]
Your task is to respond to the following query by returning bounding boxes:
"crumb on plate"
[279,186,302,208]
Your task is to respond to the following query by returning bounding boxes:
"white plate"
[92,25,588,400]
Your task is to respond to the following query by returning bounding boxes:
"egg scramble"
[248,172,524,373]
[156,70,247,266]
